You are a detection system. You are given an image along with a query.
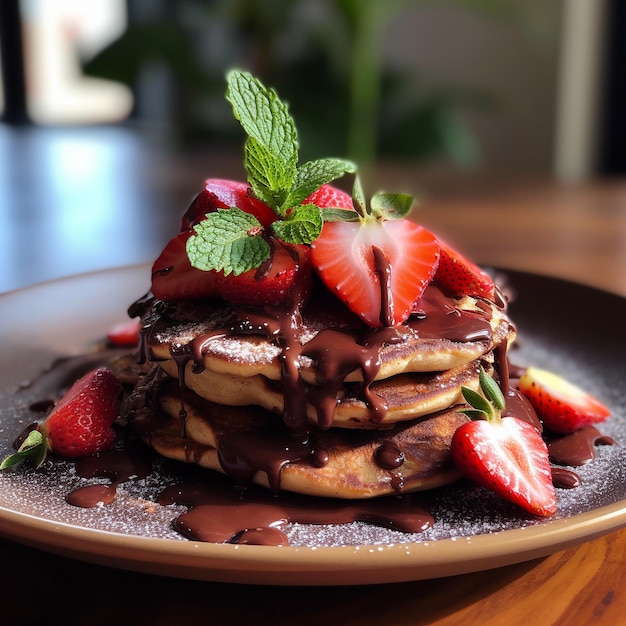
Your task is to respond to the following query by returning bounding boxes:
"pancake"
[144,286,514,383]
[143,382,467,498]
[155,356,491,429]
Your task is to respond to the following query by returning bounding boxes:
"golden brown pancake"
[145,289,514,383]
[145,383,468,498]
[155,357,491,429]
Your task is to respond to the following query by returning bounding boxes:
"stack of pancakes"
[128,284,515,499]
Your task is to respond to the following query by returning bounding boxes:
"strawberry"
[215,242,312,307]
[517,367,611,434]
[451,367,557,517]
[151,231,219,301]
[152,230,311,307]
[180,178,277,231]
[310,187,439,327]
[106,318,141,347]
[1,368,123,469]
[303,184,354,210]
[433,237,495,299]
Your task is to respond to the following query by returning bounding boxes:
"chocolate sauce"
[375,441,405,470]
[66,445,152,507]
[157,481,433,544]
[551,468,581,489]
[547,426,616,466]
[373,246,394,327]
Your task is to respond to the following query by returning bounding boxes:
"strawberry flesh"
[41,367,122,458]
[311,218,439,327]
[451,416,557,517]
[517,367,611,434]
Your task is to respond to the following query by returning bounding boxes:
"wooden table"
[1,127,625,623]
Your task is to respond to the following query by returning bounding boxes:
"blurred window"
[1,0,133,124]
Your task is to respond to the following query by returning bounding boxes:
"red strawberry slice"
[151,231,219,301]
[1,368,123,468]
[106,318,141,347]
[433,237,495,299]
[180,178,277,231]
[215,242,312,307]
[517,367,611,434]
[311,218,439,327]
[303,184,354,210]
[451,416,557,517]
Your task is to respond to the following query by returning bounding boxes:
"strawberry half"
[151,231,219,301]
[451,368,557,517]
[517,367,611,434]
[1,368,123,469]
[433,237,495,299]
[180,178,277,231]
[310,188,439,327]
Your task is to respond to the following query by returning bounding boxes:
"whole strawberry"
[451,367,557,517]
[517,367,611,434]
[1,367,123,469]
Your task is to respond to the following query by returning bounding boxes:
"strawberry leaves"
[452,367,557,517]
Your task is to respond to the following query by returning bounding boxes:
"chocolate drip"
[373,246,394,327]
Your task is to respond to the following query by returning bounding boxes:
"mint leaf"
[244,137,292,209]
[370,193,414,220]
[227,70,298,208]
[187,208,270,275]
[271,204,323,244]
[284,158,357,208]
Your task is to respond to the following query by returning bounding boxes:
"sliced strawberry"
[215,242,312,307]
[451,367,557,517]
[311,218,439,327]
[180,178,277,231]
[517,367,611,434]
[451,416,557,517]
[151,231,219,301]
[303,184,354,210]
[1,368,123,469]
[106,318,141,347]
[433,237,495,299]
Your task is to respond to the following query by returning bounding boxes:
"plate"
[0,265,624,586]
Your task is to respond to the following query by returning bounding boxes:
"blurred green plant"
[83,0,557,167]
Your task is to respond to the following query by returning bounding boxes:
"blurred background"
[0,0,624,293]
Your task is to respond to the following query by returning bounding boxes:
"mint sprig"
[186,70,357,276]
